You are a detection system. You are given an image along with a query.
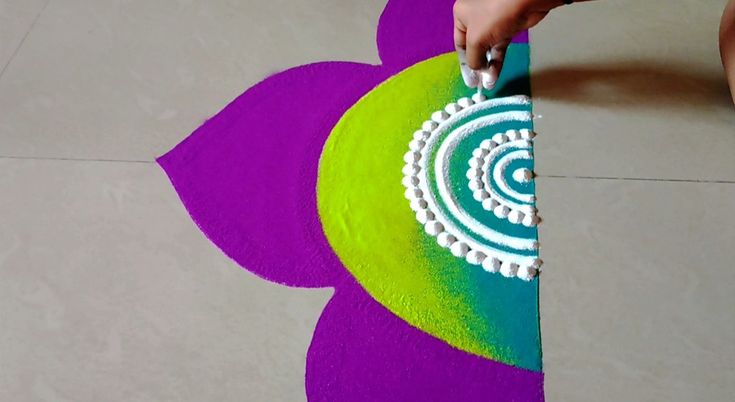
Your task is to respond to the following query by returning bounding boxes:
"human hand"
[454,0,565,89]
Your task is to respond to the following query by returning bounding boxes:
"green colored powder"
[317,47,541,371]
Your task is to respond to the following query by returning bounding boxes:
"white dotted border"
[466,131,541,227]
[401,94,542,281]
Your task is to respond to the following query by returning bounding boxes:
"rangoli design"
[400,93,541,281]
[158,0,545,400]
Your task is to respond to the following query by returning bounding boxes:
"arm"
[454,0,593,89]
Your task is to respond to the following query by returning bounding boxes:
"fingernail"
[457,49,480,88]
[481,71,496,90]
[460,64,479,88]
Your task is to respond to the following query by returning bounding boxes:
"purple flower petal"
[377,0,529,71]
[158,62,389,288]
[514,30,530,43]
[377,0,457,70]
[306,278,545,401]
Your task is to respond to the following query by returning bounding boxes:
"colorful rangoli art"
[399,93,541,280]
[159,0,545,400]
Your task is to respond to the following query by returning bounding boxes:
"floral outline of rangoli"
[158,0,545,400]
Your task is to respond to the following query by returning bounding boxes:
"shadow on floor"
[504,61,733,111]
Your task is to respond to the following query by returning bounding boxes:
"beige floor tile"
[0,0,385,161]
[537,177,735,402]
[0,0,47,73]
[532,0,735,181]
[3,0,734,400]
[0,158,330,401]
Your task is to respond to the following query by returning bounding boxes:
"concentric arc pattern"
[402,94,543,281]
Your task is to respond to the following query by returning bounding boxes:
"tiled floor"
[1,0,733,401]
[0,159,331,401]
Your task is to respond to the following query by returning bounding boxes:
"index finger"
[455,19,479,88]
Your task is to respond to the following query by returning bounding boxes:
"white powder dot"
[450,242,469,258]
[422,120,438,132]
[413,130,429,141]
[445,103,462,115]
[471,92,487,103]
[401,175,419,187]
[512,168,533,183]
[403,151,420,164]
[468,179,483,191]
[500,261,519,278]
[507,209,525,224]
[416,209,435,224]
[431,110,449,123]
[493,204,510,219]
[492,133,508,144]
[437,232,457,248]
[457,97,474,108]
[465,168,482,180]
[517,265,537,281]
[472,190,490,201]
[506,129,522,141]
[482,257,501,273]
[472,148,489,158]
[465,250,486,265]
[424,221,444,236]
[482,198,499,211]
[523,214,541,227]
[468,157,483,168]
[520,128,536,139]
[402,164,420,176]
[409,139,425,151]
[480,139,497,150]
[404,188,423,200]
[409,199,428,211]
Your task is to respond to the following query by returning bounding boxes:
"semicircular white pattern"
[401,94,543,281]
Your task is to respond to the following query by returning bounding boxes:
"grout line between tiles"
[538,174,735,185]
[2,157,734,183]
[0,155,155,164]
[0,0,52,82]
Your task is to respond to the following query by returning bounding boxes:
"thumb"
[481,42,509,90]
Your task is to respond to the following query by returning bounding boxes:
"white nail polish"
[458,49,480,88]
[481,71,495,90]
[460,65,479,88]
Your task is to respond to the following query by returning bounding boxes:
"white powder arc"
[401,94,543,281]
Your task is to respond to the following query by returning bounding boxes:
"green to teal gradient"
[426,101,538,256]
[317,46,541,371]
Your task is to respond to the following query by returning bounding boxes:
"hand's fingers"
[522,11,549,30]
[455,2,489,75]
[458,49,479,88]
[465,29,491,70]
[481,43,508,90]
[455,19,479,88]
[453,17,467,50]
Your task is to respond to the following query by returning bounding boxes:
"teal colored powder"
[317,46,541,371]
